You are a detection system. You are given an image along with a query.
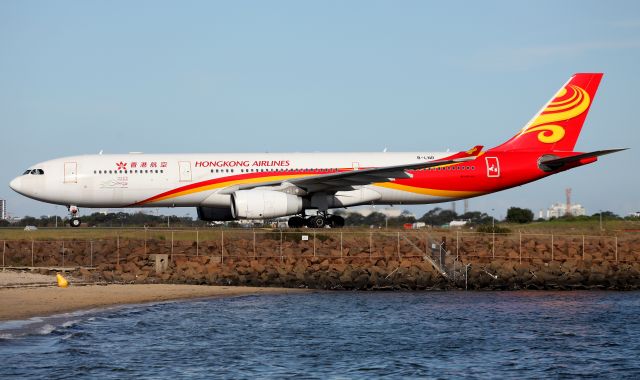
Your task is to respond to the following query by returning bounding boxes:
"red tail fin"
[492,73,603,152]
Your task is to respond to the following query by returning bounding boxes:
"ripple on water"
[1,291,640,378]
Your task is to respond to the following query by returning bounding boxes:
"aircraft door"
[64,162,77,183]
[179,161,192,182]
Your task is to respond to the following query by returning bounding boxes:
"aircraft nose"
[9,177,22,193]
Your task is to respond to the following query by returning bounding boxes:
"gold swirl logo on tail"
[520,84,590,144]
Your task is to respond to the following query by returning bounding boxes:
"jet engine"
[231,190,303,219]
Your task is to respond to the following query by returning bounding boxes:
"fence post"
[280,230,283,263]
[253,230,256,259]
[196,229,199,257]
[551,234,554,261]
[171,230,174,262]
[31,240,34,267]
[456,231,459,262]
[397,232,401,260]
[90,240,93,267]
[2,240,5,269]
[117,233,120,267]
[615,236,618,262]
[582,235,585,260]
[144,228,147,255]
[519,232,522,263]
[492,232,495,259]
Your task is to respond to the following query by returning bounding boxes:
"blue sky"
[1,0,639,219]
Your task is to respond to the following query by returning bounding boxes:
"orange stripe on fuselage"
[133,171,315,205]
[374,182,485,198]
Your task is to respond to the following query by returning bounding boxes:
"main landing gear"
[287,213,345,229]
[68,205,81,228]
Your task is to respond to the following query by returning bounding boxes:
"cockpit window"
[24,169,45,175]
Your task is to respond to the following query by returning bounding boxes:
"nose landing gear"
[68,205,81,228]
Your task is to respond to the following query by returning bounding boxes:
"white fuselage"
[10,152,458,210]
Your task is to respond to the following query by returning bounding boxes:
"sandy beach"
[0,271,307,321]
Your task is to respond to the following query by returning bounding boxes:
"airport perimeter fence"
[1,229,639,269]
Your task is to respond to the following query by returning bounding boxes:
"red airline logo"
[115,161,168,170]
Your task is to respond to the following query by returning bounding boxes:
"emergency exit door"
[179,161,192,182]
[64,162,77,183]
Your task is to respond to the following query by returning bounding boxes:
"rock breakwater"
[2,231,639,290]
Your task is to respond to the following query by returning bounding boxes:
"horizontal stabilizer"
[539,148,627,171]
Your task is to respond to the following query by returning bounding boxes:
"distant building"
[0,199,6,220]
[546,202,586,219]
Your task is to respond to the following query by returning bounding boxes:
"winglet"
[442,145,483,160]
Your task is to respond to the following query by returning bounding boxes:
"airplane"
[9,73,625,228]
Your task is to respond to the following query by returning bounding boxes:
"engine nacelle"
[197,206,235,221]
[231,190,303,219]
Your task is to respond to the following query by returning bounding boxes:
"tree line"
[0,207,634,228]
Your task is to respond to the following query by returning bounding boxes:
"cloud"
[470,40,640,71]
[609,19,640,29]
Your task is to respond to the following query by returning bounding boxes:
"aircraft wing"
[221,145,483,194]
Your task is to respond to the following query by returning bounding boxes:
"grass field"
[1,218,639,242]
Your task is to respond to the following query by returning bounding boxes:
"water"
[1,291,640,379]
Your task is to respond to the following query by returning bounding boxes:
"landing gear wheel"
[288,216,305,228]
[70,218,81,228]
[307,215,326,229]
[327,215,345,228]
